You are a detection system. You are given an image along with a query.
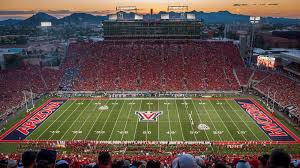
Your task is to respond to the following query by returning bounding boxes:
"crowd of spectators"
[63,40,242,92]
[0,146,299,168]
[0,64,61,116]
[254,73,300,118]
[1,40,300,124]
[1,40,300,168]
[251,71,270,82]
[234,68,253,86]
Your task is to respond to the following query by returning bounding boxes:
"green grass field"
[14,98,273,142]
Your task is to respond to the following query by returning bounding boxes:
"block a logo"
[135,111,163,122]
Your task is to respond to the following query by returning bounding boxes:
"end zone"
[235,98,300,142]
[0,99,66,141]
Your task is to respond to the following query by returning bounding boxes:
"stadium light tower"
[114,6,138,20]
[167,0,189,19]
[167,6,189,19]
[249,16,260,66]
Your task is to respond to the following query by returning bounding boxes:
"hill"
[20,12,58,26]
[60,13,107,25]
[0,11,299,26]
[0,19,21,26]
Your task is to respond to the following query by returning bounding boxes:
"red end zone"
[249,98,300,143]
[0,97,299,144]
[193,97,300,144]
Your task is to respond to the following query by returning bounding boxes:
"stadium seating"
[251,70,270,81]
[65,40,242,91]
[254,73,300,117]
[235,67,253,86]
[1,40,300,120]
[0,65,61,115]
[1,143,299,168]
[285,62,300,74]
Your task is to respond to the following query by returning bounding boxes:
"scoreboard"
[257,56,277,69]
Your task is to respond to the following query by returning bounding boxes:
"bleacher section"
[1,40,300,119]
[251,70,270,81]
[0,65,61,115]
[64,40,242,91]
[235,67,253,86]
[254,73,300,118]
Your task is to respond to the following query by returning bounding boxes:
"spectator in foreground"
[96,152,112,168]
[214,161,227,168]
[268,149,291,168]
[6,160,17,168]
[55,160,69,168]
[22,151,37,168]
[291,160,300,168]
[195,156,205,168]
[236,160,251,168]
[36,149,57,168]
[258,155,269,168]
[172,154,198,168]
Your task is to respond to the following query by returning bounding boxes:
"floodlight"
[109,14,118,20]
[134,14,143,20]
[187,13,195,20]
[250,16,260,24]
[161,14,170,20]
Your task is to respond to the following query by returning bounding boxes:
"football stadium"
[0,3,300,168]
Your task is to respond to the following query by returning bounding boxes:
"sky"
[0,0,300,19]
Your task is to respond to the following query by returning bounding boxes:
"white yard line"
[133,100,143,140]
[110,98,192,100]
[72,100,101,140]
[174,100,186,141]
[46,100,85,140]
[207,100,235,141]
[84,100,110,140]
[226,100,261,141]
[181,99,197,141]
[191,100,210,141]
[199,100,222,141]
[108,100,126,141]
[96,100,119,141]
[157,99,160,140]
[121,100,135,141]
[35,100,77,140]
[166,100,173,141]
[144,100,154,141]
[45,120,256,123]
[216,100,247,141]
[60,101,93,140]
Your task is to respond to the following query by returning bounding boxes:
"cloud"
[233,4,248,6]
[0,11,35,15]
[0,10,112,16]
[233,3,279,7]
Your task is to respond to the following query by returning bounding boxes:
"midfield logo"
[135,111,163,122]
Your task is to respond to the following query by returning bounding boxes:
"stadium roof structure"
[281,50,300,64]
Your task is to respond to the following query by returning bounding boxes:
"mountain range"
[0,11,299,26]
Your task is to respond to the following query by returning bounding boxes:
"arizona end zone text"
[0,100,66,140]
[235,99,296,141]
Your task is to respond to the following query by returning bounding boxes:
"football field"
[1,97,299,143]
